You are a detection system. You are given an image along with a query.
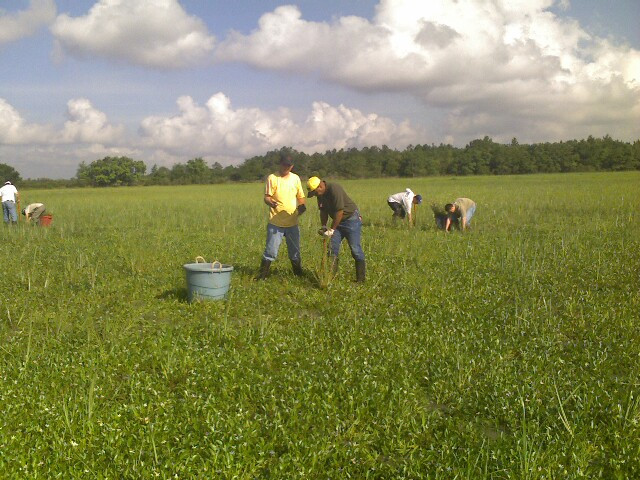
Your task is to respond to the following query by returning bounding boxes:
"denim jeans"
[263,223,301,262]
[2,201,17,223]
[465,205,476,225]
[329,210,365,261]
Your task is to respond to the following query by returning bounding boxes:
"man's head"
[413,194,423,205]
[307,176,326,197]
[278,155,294,176]
[445,203,455,213]
[4,181,11,185]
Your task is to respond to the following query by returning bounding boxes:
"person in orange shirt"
[256,155,306,279]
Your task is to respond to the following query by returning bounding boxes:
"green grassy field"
[1,172,639,478]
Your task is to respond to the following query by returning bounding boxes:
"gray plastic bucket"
[183,257,233,302]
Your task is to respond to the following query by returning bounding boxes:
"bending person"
[307,176,366,282]
[445,198,476,232]
[23,203,47,225]
[387,188,422,226]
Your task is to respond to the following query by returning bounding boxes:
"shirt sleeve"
[402,192,413,213]
[296,177,305,199]
[265,175,276,196]
[333,185,345,211]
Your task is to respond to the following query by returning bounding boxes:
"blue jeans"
[263,223,301,262]
[330,210,365,261]
[2,201,17,223]
[465,205,476,225]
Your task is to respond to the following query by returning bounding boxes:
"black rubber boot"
[291,259,303,276]
[255,258,271,280]
[355,260,366,283]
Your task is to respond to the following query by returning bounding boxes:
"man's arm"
[320,210,329,227]
[403,195,413,225]
[264,194,278,208]
[445,216,451,232]
[330,210,343,231]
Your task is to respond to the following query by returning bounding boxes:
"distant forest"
[14,135,640,188]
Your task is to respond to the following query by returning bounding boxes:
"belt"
[2,200,15,203]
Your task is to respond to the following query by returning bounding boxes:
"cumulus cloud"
[61,98,125,144]
[2,93,426,177]
[215,0,640,143]
[139,93,427,157]
[51,0,215,68]
[0,0,56,46]
[0,97,123,146]
[0,98,54,144]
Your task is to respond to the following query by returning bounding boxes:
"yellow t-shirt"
[266,173,305,228]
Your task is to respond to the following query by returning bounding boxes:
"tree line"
[7,135,640,188]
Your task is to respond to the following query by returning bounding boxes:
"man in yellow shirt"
[256,155,306,279]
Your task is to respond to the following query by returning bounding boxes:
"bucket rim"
[183,263,233,272]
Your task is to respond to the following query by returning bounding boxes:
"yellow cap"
[307,176,321,195]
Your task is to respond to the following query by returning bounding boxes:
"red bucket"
[39,214,53,227]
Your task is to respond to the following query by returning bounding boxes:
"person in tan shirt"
[22,203,47,224]
[445,198,476,231]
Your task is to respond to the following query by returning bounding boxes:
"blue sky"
[1,0,639,178]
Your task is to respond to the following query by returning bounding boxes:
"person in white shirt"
[387,188,422,226]
[22,203,47,224]
[0,181,20,224]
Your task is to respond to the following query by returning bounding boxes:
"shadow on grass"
[234,260,331,290]
[156,287,189,302]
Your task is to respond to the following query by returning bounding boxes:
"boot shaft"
[255,259,271,280]
[355,260,366,282]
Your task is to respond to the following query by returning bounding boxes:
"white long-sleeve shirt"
[387,188,414,213]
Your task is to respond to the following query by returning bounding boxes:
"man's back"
[0,184,18,202]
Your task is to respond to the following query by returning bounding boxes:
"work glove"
[323,228,334,238]
[297,204,306,215]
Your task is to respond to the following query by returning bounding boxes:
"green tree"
[185,158,211,184]
[0,163,22,184]
[77,157,146,187]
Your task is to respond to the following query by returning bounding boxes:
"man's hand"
[323,228,334,237]
[297,204,306,215]
[317,226,327,236]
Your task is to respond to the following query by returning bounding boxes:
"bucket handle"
[194,256,223,271]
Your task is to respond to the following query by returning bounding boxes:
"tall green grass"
[0,172,638,478]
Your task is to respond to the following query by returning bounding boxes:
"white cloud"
[51,0,215,68]
[0,0,56,46]
[215,0,640,143]
[0,97,123,146]
[0,98,54,144]
[2,93,427,177]
[139,93,428,158]
[62,98,125,144]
